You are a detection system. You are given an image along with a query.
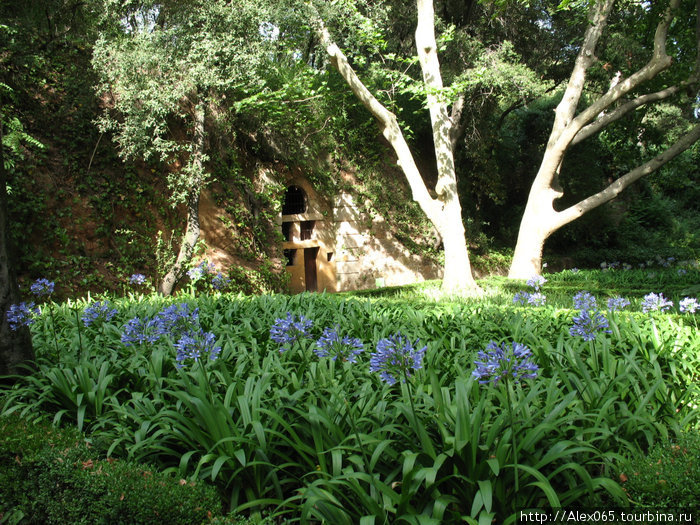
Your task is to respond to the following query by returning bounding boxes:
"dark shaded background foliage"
[1,0,697,298]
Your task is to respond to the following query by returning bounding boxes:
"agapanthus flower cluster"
[569,310,611,341]
[369,333,426,385]
[121,302,219,368]
[121,317,160,346]
[6,302,40,330]
[513,275,547,307]
[600,261,621,271]
[187,261,216,281]
[607,296,630,312]
[129,273,147,285]
[30,278,55,297]
[152,303,199,340]
[570,290,610,341]
[527,292,547,306]
[679,297,698,314]
[211,272,231,291]
[513,291,530,306]
[314,325,364,363]
[526,275,547,292]
[472,340,538,386]
[641,292,673,313]
[82,300,118,327]
[573,291,597,311]
[174,328,221,368]
[270,313,313,352]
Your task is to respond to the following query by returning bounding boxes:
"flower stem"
[403,367,420,439]
[342,365,376,496]
[46,303,60,358]
[73,306,84,359]
[505,378,519,512]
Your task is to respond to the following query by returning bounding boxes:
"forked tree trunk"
[508,0,700,278]
[313,0,480,293]
[159,105,206,295]
[415,0,478,292]
[0,118,35,378]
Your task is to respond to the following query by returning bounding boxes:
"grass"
[1,264,698,523]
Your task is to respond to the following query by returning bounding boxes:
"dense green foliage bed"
[2,267,699,523]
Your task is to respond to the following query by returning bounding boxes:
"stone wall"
[333,192,441,291]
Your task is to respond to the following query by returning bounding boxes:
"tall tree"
[508,0,700,278]
[308,0,483,293]
[93,0,271,294]
[0,104,35,378]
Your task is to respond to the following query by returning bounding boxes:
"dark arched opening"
[282,185,307,215]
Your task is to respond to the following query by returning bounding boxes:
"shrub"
[1,275,698,522]
[619,431,700,508]
[0,414,226,524]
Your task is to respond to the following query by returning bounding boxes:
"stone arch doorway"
[280,180,336,294]
[282,185,306,215]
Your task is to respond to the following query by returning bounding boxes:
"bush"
[2,275,697,522]
[619,431,700,507]
[0,414,226,524]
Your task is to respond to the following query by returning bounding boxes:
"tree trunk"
[508,201,554,280]
[508,0,698,278]
[509,124,700,279]
[312,0,480,293]
[0,116,35,378]
[158,105,206,295]
[415,0,479,293]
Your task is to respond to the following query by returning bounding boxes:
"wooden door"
[304,247,319,292]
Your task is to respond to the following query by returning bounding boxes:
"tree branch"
[566,0,680,140]
[554,123,700,229]
[550,0,615,142]
[571,82,692,145]
[415,0,457,199]
[308,5,442,223]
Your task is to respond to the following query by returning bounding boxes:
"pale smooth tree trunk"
[313,0,480,293]
[509,0,700,278]
[159,104,206,295]
[415,0,478,292]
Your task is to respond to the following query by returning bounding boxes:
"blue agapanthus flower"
[174,329,221,368]
[270,313,313,352]
[607,296,630,312]
[121,317,160,346]
[472,340,538,385]
[152,303,199,340]
[187,266,205,281]
[527,292,547,306]
[369,333,426,385]
[129,273,147,285]
[573,291,597,311]
[82,300,118,327]
[679,297,698,314]
[211,272,231,290]
[641,292,673,313]
[526,275,546,291]
[30,278,55,297]
[6,302,40,330]
[187,261,216,281]
[514,291,546,306]
[314,325,364,363]
[569,309,611,341]
[513,291,530,305]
